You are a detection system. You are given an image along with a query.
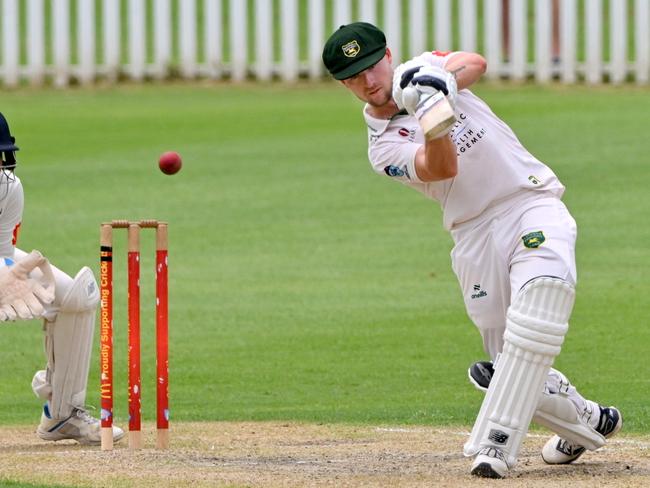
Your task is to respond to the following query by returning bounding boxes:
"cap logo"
[342,40,360,57]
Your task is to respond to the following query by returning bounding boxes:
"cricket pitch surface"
[1,422,649,487]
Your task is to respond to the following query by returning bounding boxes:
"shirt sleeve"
[368,127,423,184]
[420,50,463,70]
[0,178,24,258]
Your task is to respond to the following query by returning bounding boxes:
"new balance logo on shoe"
[555,438,585,457]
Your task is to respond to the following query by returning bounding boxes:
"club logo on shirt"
[342,40,360,58]
[528,175,542,185]
[522,231,545,249]
[384,165,405,177]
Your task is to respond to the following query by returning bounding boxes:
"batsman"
[0,112,124,445]
[322,23,621,478]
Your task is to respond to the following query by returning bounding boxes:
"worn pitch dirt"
[0,422,648,487]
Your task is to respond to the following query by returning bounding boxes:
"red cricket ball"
[158,151,183,175]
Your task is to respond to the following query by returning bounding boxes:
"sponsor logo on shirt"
[397,127,417,142]
[384,165,406,177]
[528,175,542,185]
[450,112,487,155]
[471,284,488,299]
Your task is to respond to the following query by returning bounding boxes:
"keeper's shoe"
[470,447,510,479]
[37,403,125,445]
[541,405,622,464]
[468,360,493,392]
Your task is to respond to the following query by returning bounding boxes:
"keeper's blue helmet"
[0,112,19,170]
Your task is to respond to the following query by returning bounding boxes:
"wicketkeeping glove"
[0,250,56,321]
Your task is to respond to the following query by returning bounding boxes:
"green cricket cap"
[322,22,387,80]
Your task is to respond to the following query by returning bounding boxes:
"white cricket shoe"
[542,405,622,464]
[37,403,125,445]
[470,446,510,478]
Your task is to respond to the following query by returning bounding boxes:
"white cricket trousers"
[450,191,577,360]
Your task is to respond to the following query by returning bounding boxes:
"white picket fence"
[1,0,649,87]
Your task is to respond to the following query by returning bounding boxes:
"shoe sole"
[471,462,504,479]
[37,430,126,445]
[38,432,101,445]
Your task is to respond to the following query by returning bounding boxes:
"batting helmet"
[0,112,19,169]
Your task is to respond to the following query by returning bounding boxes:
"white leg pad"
[464,277,575,467]
[469,368,606,451]
[33,267,99,419]
[534,376,605,451]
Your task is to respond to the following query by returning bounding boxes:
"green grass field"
[0,81,648,435]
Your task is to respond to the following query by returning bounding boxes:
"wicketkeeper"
[0,112,124,445]
[322,23,621,478]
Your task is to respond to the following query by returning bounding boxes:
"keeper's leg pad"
[33,267,99,419]
[464,277,575,467]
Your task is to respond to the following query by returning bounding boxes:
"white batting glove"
[400,65,459,140]
[401,65,458,116]
[0,250,56,321]
[392,60,428,111]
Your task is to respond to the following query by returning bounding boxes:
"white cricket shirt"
[365,51,565,230]
[0,172,24,258]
